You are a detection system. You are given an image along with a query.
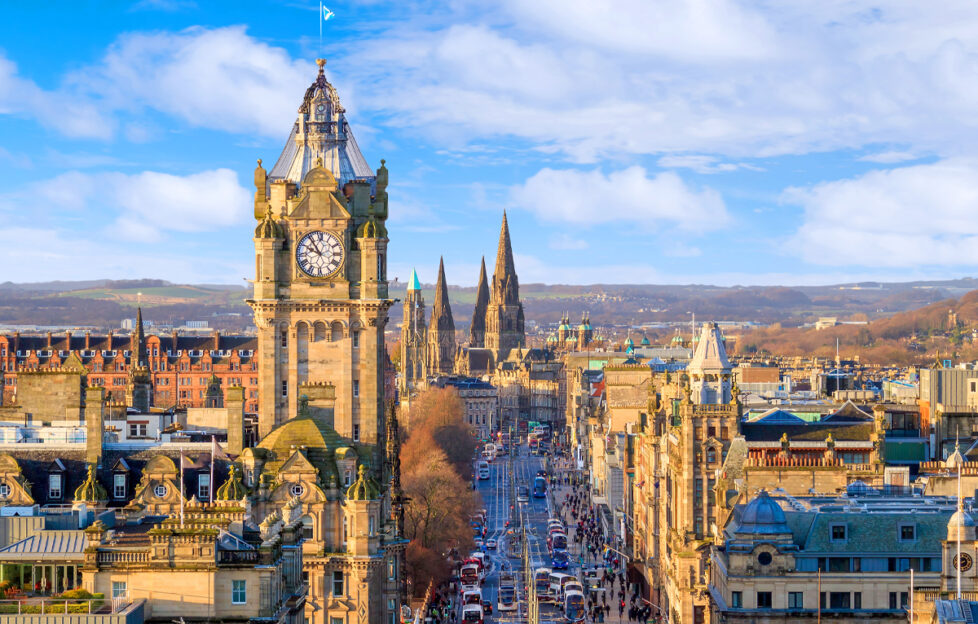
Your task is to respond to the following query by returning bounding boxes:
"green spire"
[216,465,247,501]
[73,464,107,503]
[408,268,421,292]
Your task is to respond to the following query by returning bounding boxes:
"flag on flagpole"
[209,436,216,505]
[179,448,186,528]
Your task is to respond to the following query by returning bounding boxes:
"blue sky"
[3,1,978,287]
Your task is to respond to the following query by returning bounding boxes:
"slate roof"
[0,448,232,508]
[799,510,951,554]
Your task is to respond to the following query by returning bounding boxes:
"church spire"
[426,257,456,375]
[470,256,489,347]
[431,257,454,331]
[130,307,147,369]
[492,211,519,305]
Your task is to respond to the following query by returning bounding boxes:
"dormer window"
[344,469,353,487]
[113,474,126,499]
[290,483,304,497]
[830,524,847,541]
[48,474,62,499]
[0,483,11,498]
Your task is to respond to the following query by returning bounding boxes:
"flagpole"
[319,1,323,56]
[210,436,216,505]
[180,448,185,528]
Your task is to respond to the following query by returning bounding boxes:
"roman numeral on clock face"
[296,230,344,278]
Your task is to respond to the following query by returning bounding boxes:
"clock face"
[317,103,325,112]
[296,231,344,278]
[955,553,974,572]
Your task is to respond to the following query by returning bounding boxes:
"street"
[474,447,570,624]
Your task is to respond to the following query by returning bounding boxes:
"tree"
[406,387,478,476]
[400,427,479,595]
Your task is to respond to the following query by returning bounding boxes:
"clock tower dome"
[248,60,392,462]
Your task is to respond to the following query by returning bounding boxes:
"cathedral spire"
[426,257,456,375]
[431,257,454,329]
[130,307,147,369]
[492,211,519,305]
[470,256,489,347]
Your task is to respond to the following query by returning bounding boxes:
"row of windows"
[795,556,939,573]
[829,523,917,542]
[732,590,911,610]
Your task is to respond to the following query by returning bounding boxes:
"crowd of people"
[553,459,660,624]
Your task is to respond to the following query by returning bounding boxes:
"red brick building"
[0,316,259,413]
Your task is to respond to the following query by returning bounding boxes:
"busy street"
[420,428,658,624]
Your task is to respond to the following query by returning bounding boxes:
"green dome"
[73,465,107,503]
[216,464,247,501]
[641,336,651,346]
[625,336,635,347]
[346,465,381,501]
[546,334,557,343]
[257,410,344,486]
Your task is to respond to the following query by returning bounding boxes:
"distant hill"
[2,277,977,332]
[735,289,978,365]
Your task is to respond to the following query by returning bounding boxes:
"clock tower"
[248,59,392,462]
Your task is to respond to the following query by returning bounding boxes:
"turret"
[400,269,427,392]
[253,202,285,300]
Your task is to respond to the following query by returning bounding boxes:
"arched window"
[301,514,314,541]
[707,447,717,464]
[331,322,344,342]
[313,322,327,342]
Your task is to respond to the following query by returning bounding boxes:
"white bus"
[476,460,490,480]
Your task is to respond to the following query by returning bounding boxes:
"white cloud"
[0,55,113,139]
[549,234,589,250]
[0,168,250,239]
[0,26,311,141]
[0,226,250,283]
[657,155,761,174]
[339,2,978,161]
[75,26,310,138]
[510,166,728,231]
[858,150,922,164]
[785,158,978,267]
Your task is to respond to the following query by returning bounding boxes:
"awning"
[0,530,87,562]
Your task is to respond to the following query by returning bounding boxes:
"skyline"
[3,2,978,286]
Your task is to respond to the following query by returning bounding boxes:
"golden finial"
[316,58,327,70]
[316,157,324,168]
[257,158,262,166]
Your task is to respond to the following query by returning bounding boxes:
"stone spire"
[485,212,525,360]
[470,256,489,347]
[130,307,147,369]
[426,257,456,375]
[491,211,520,305]
[431,258,454,333]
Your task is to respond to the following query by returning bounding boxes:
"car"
[486,538,497,549]
[474,538,484,549]
[481,600,493,615]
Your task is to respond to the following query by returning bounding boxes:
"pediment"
[289,189,350,220]
[279,450,319,476]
